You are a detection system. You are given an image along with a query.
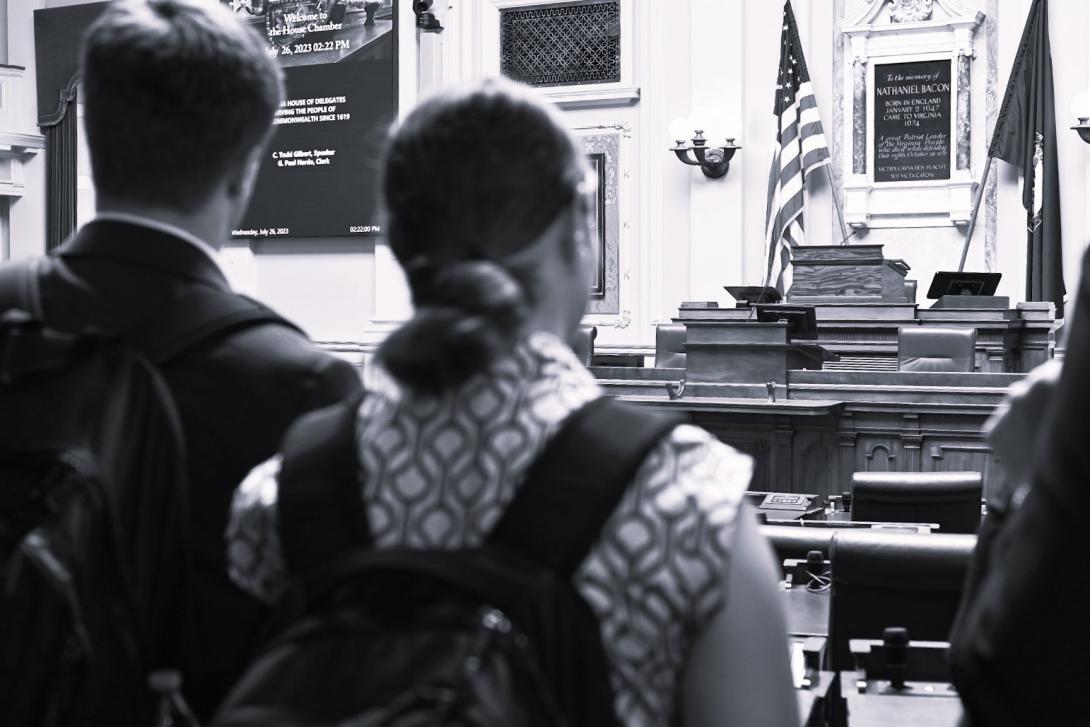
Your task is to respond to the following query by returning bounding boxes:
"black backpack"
[212,395,682,727]
[0,257,300,726]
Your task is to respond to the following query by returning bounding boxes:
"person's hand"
[985,359,1063,500]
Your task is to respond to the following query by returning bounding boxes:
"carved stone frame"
[577,126,627,319]
[839,0,983,230]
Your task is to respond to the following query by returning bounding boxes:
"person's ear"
[225,146,264,206]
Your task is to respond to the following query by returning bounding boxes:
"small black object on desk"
[724,285,782,308]
[756,304,818,340]
[927,271,1006,309]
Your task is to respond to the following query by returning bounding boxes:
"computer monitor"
[756,304,818,340]
[926,272,1001,299]
[724,286,782,308]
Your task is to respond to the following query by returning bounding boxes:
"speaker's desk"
[674,297,1056,374]
[593,368,1023,500]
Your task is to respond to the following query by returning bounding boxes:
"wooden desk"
[783,586,830,637]
[675,299,1055,374]
[596,368,1020,500]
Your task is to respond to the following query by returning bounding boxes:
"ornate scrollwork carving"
[889,0,934,23]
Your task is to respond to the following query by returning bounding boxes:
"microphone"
[883,626,910,690]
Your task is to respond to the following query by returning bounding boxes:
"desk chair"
[761,526,837,574]
[898,326,976,372]
[852,471,983,534]
[655,324,686,368]
[569,325,597,367]
[828,531,975,670]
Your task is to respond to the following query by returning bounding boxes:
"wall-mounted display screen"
[226,0,398,239]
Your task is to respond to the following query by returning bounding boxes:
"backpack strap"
[276,395,681,587]
[126,289,304,365]
[277,392,371,578]
[0,259,43,319]
[488,397,683,578]
[1,256,301,365]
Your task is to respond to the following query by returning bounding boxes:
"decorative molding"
[572,121,633,137]
[586,308,631,329]
[929,443,993,459]
[0,65,45,198]
[839,0,984,229]
[865,442,896,461]
[39,74,80,129]
[536,85,640,109]
[579,130,621,315]
[842,0,982,30]
[890,0,934,24]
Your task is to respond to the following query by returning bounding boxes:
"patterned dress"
[226,332,752,726]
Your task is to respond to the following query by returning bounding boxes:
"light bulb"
[702,111,730,143]
[669,117,693,145]
[1071,91,1090,123]
[688,106,712,137]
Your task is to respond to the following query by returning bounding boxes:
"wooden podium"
[788,245,911,303]
[682,319,831,398]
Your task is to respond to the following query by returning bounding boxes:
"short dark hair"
[80,0,283,210]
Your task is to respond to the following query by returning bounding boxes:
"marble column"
[956,49,972,171]
[852,56,867,175]
[984,0,999,272]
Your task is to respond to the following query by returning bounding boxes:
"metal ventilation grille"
[822,355,900,372]
[500,2,621,87]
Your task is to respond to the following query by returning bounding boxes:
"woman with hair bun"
[226,79,797,726]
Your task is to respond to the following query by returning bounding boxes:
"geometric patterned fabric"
[227,332,751,726]
[501,1,621,87]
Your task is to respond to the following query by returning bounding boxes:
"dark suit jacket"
[950,250,1090,726]
[36,220,363,717]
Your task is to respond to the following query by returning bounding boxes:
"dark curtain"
[43,88,77,252]
[35,3,108,252]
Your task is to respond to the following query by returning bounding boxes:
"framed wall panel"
[580,131,620,315]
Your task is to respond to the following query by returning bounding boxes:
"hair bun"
[428,260,522,315]
[378,260,530,394]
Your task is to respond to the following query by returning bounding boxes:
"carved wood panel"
[858,436,900,472]
[925,439,1000,499]
[793,431,836,497]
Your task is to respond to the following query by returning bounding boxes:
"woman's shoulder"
[632,423,752,535]
[581,423,753,605]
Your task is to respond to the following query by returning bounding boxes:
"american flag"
[764,1,831,294]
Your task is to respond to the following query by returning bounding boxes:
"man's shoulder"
[189,311,361,398]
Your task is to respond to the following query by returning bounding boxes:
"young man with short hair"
[5,0,362,715]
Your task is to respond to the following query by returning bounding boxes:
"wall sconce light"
[413,0,443,32]
[1071,92,1090,143]
[669,115,740,179]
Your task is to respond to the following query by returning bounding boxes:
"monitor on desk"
[756,304,818,340]
[926,272,1001,299]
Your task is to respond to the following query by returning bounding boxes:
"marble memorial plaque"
[873,59,952,183]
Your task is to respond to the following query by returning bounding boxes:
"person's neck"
[95,201,226,251]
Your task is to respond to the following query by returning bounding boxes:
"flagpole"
[826,165,852,244]
[957,156,995,272]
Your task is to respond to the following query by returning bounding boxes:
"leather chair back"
[569,325,596,367]
[761,525,837,575]
[898,326,976,372]
[904,279,918,304]
[852,471,982,534]
[655,324,687,369]
[828,531,975,670]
